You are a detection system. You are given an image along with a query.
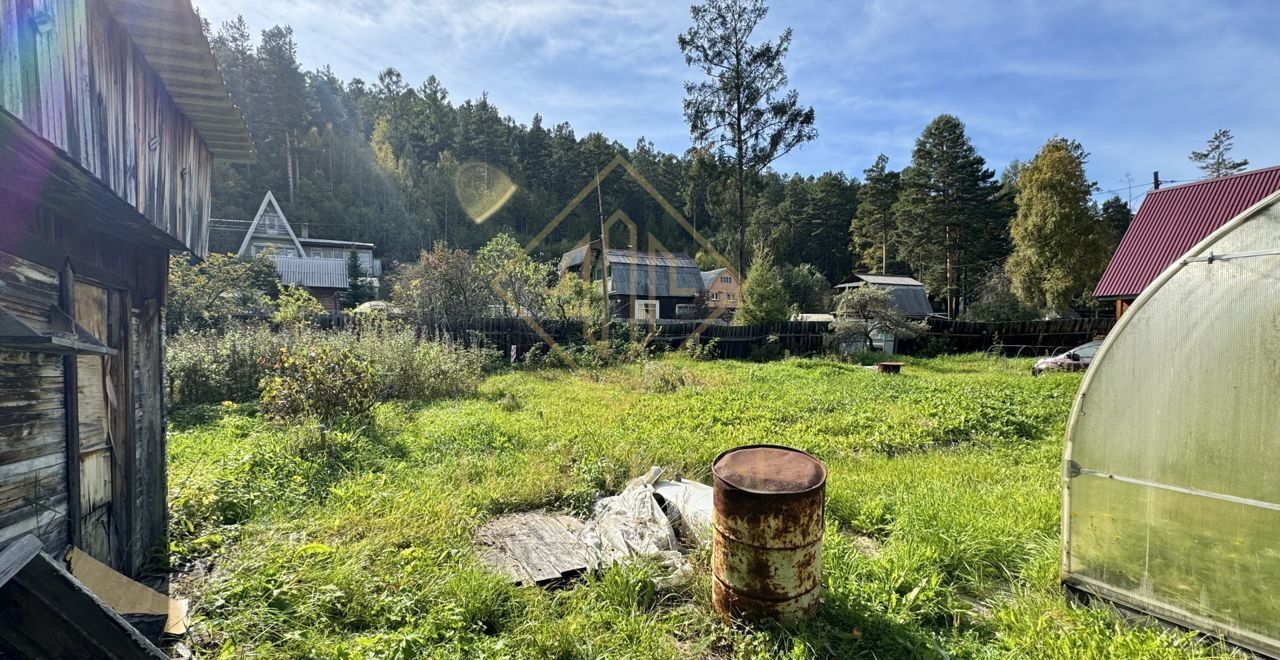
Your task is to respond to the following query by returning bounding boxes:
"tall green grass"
[168,355,1240,658]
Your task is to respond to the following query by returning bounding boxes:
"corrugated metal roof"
[610,262,704,298]
[885,286,934,318]
[299,238,375,248]
[560,245,589,271]
[1095,165,1280,299]
[274,255,348,289]
[561,245,701,271]
[838,273,925,287]
[835,278,934,318]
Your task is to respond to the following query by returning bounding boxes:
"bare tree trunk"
[737,165,746,274]
[945,229,954,318]
[881,224,888,274]
[285,130,295,206]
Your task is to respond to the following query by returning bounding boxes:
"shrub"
[259,344,377,422]
[749,334,784,362]
[167,325,284,407]
[356,322,496,401]
[167,321,497,410]
[273,284,326,328]
[682,336,719,360]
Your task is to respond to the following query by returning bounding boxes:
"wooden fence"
[323,314,1115,358]
[407,318,833,360]
[905,317,1116,356]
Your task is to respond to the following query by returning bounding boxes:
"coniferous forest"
[204,13,1136,318]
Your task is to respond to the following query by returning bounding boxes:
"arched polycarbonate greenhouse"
[1063,190,1280,655]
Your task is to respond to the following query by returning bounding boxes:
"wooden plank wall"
[0,0,213,255]
[0,251,67,552]
[0,204,168,572]
[130,298,163,573]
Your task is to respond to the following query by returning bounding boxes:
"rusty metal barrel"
[711,445,827,622]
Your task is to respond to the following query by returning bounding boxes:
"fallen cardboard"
[67,548,188,636]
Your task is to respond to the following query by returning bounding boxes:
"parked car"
[1032,340,1102,376]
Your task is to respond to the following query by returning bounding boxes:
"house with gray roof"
[561,242,706,320]
[834,273,936,318]
[209,191,381,311]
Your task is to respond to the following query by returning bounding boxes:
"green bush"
[167,322,498,410]
[167,325,284,407]
[260,344,377,422]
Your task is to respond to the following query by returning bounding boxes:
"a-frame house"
[235,191,306,258]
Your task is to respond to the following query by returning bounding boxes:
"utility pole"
[596,169,609,338]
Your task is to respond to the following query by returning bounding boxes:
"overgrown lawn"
[167,355,1237,658]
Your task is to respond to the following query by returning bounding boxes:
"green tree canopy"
[735,253,790,324]
[1098,195,1134,241]
[167,252,278,334]
[1005,138,1114,314]
[780,263,832,314]
[390,243,491,327]
[852,154,902,274]
[339,251,376,309]
[474,233,552,319]
[679,0,816,273]
[830,286,926,350]
[894,115,1004,317]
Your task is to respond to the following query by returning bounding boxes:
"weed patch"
[169,355,1240,658]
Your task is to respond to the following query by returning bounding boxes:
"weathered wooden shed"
[0,0,252,577]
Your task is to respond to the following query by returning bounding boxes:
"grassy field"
[167,355,1236,658]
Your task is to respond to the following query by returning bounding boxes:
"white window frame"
[635,299,659,321]
[675,303,697,317]
[721,275,732,284]
[710,291,721,301]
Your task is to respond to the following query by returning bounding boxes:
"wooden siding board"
[0,0,213,253]
[0,248,68,554]
[130,297,162,569]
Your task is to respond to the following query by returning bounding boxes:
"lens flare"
[455,162,517,224]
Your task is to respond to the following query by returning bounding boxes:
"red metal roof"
[1094,165,1280,299]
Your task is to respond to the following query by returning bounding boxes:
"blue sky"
[195,0,1280,203]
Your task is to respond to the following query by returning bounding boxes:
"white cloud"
[197,0,1280,187]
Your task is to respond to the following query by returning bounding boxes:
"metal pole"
[596,168,609,339]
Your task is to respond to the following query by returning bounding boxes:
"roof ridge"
[1150,164,1280,195]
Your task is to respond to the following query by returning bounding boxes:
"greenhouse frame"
[1063,189,1280,656]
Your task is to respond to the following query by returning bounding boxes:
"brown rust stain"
[711,445,827,622]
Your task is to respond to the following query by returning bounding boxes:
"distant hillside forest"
[203,14,1132,318]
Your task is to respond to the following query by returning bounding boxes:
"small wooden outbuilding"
[0,0,253,576]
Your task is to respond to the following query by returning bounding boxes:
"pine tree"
[800,172,857,283]
[851,154,900,274]
[679,0,817,274]
[340,251,376,309]
[1098,196,1134,241]
[735,252,790,324]
[893,115,1001,317]
[1005,138,1113,314]
[1189,129,1248,178]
